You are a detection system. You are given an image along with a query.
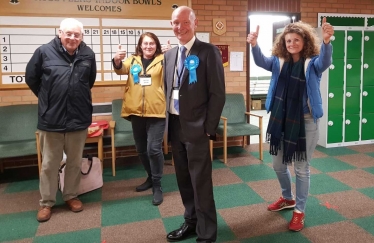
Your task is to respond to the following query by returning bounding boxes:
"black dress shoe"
[135,177,152,192]
[166,222,196,242]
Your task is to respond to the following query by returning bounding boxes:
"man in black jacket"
[25,18,96,222]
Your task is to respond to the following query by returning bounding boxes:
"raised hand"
[246,25,260,47]
[321,17,334,44]
[113,44,126,67]
[161,39,172,53]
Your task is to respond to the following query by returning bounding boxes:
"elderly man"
[26,18,96,222]
[163,6,225,243]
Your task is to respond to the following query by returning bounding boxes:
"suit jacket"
[164,38,225,143]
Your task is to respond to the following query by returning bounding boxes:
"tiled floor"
[1,141,374,243]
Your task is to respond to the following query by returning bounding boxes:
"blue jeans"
[272,114,319,212]
[130,116,166,183]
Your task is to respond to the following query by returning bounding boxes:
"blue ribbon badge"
[184,55,199,84]
[130,64,142,84]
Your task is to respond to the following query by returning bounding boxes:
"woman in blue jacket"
[247,18,334,231]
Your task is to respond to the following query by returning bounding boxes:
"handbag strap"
[81,154,93,175]
[57,163,66,191]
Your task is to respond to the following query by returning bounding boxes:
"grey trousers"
[38,129,87,207]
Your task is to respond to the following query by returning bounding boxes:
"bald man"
[163,6,225,243]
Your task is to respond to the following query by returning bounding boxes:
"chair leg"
[111,146,116,177]
[35,132,42,177]
[259,134,263,161]
[171,155,174,166]
[209,140,213,161]
[224,135,227,164]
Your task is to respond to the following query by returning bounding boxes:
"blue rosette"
[130,64,142,84]
[184,55,199,84]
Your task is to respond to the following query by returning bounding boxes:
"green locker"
[327,115,343,144]
[345,86,361,114]
[345,59,361,87]
[328,59,345,88]
[362,86,374,113]
[363,31,374,55]
[361,113,374,140]
[363,58,374,86]
[331,30,345,59]
[344,114,360,142]
[328,87,344,115]
[346,31,362,59]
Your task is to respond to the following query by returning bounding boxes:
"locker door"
[328,59,345,88]
[363,31,374,59]
[331,30,345,59]
[327,115,343,144]
[346,31,362,59]
[362,86,374,113]
[328,87,344,115]
[363,58,374,86]
[344,114,360,142]
[345,87,361,114]
[345,59,361,87]
[361,113,374,140]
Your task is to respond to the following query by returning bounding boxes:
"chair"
[213,93,263,163]
[110,99,136,176]
[0,104,39,173]
[109,99,170,176]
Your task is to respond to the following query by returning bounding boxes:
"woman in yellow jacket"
[113,32,166,205]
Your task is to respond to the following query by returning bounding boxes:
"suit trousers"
[38,129,87,207]
[169,114,217,243]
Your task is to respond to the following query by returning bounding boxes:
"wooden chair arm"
[245,112,263,118]
[220,116,227,121]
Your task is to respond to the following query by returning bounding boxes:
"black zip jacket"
[26,36,97,132]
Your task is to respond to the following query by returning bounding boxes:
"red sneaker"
[289,211,305,231]
[268,197,296,211]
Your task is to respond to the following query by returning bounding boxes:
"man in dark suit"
[164,6,225,243]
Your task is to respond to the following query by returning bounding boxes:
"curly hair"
[272,21,321,61]
[135,32,162,57]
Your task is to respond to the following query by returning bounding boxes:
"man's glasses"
[61,31,82,39]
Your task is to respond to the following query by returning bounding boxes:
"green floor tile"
[33,228,101,243]
[161,173,179,193]
[300,196,345,227]
[213,183,264,209]
[101,195,160,226]
[315,146,358,156]
[214,146,250,157]
[359,187,374,199]
[212,159,227,169]
[365,152,374,158]
[251,151,272,163]
[353,215,374,235]
[103,163,146,182]
[309,174,351,195]
[4,179,39,193]
[241,231,311,243]
[231,164,277,182]
[363,167,374,175]
[0,211,39,242]
[79,188,102,203]
[310,157,356,173]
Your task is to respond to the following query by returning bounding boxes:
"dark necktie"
[174,46,186,113]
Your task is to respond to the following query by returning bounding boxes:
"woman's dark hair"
[135,32,162,57]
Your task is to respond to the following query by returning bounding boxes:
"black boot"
[152,182,163,206]
[136,177,152,192]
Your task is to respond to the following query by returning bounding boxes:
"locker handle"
[347,64,352,69]
[362,118,367,124]
[329,93,334,98]
[328,121,334,126]
[364,36,369,41]
[364,64,369,69]
[363,91,368,97]
[330,36,335,41]
[346,92,351,97]
[345,119,351,125]
[347,36,353,41]
[329,64,335,70]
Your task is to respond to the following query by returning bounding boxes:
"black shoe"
[152,186,163,206]
[166,222,196,242]
[135,177,152,192]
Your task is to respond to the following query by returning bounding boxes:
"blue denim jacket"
[251,43,332,121]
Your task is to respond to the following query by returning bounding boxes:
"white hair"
[59,18,84,33]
